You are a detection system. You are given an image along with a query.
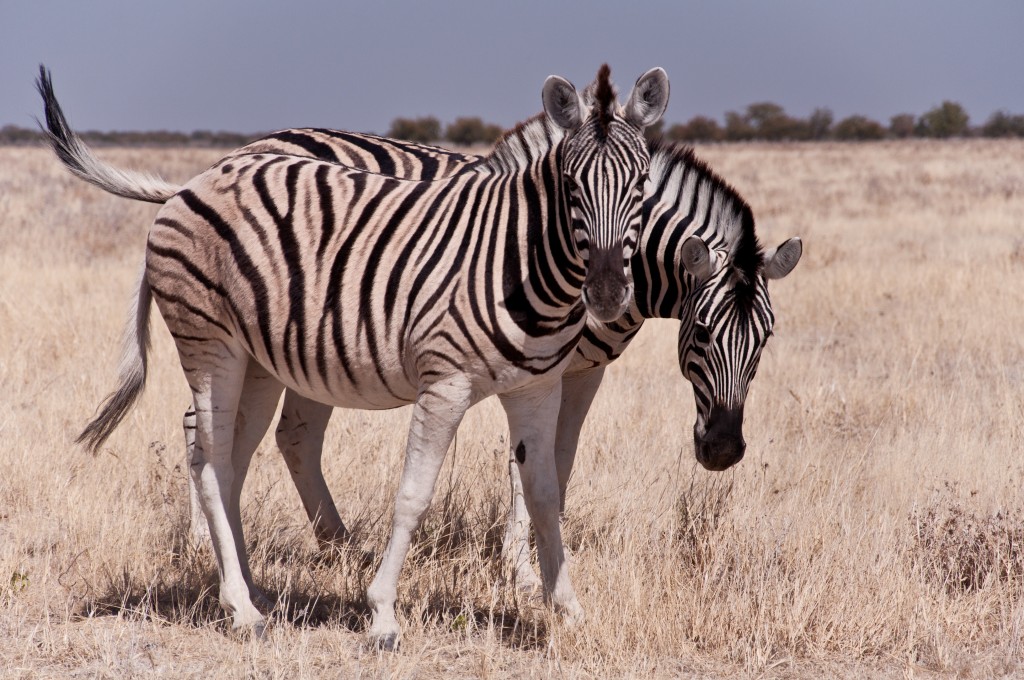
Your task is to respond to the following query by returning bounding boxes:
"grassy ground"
[1,139,1023,678]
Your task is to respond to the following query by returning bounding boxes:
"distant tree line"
[0,125,260,147]
[386,116,504,145]
[5,102,1024,147]
[650,101,1024,143]
[385,103,1024,145]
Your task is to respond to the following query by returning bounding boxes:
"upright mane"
[590,64,616,137]
[576,63,619,140]
[647,138,764,290]
[478,113,564,174]
[478,64,622,172]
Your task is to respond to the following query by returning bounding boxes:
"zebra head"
[677,231,803,471]
[542,65,669,323]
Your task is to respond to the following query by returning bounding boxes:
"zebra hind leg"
[179,338,266,635]
[275,390,350,549]
[183,405,212,548]
[226,361,285,611]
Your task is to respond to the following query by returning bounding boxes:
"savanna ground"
[1,139,1023,678]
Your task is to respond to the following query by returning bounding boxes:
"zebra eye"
[635,175,648,192]
[693,325,711,346]
[563,176,579,193]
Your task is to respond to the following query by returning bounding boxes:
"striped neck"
[632,142,757,320]
[491,117,587,337]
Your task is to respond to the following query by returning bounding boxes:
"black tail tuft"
[36,65,87,176]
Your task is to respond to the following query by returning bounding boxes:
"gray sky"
[2,1,1022,134]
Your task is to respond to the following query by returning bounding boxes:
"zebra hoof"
[514,572,542,594]
[370,632,399,652]
[251,589,275,615]
[231,618,268,641]
[251,619,268,640]
[557,600,585,629]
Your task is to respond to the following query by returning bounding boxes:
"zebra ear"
[542,76,584,130]
[763,237,803,280]
[624,67,670,129]
[681,236,714,280]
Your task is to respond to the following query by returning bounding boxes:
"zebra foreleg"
[365,378,471,651]
[275,391,349,548]
[502,458,543,593]
[500,381,584,626]
[501,367,606,591]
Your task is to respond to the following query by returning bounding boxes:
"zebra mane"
[480,113,564,174]
[581,64,617,138]
[648,138,764,290]
[479,66,620,173]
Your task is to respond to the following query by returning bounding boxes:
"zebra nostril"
[620,283,633,308]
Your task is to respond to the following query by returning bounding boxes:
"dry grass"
[1,139,1023,677]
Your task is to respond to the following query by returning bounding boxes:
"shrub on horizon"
[443,117,503,146]
[916,101,970,138]
[387,116,442,143]
[833,115,886,141]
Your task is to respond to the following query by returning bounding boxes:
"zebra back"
[236,128,477,179]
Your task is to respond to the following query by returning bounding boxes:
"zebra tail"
[77,267,153,454]
[36,65,180,204]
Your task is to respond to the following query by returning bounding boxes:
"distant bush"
[444,117,503,146]
[723,111,755,141]
[666,116,723,143]
[807,108,834,140]
[0,125,41,145]
[833,115,886,141]
[721,103,812,141]
[916,101,970,138]
[387,116,442,143]
[187,130,256,147]
[747,102,811,140]
[889,114,916,139]
[744,102,785,139]
[981,111,1024,138]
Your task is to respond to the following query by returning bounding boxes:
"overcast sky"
[2,1,1022,135]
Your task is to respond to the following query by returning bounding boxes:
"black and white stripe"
[172,124,803,576]
[39,64,670,646]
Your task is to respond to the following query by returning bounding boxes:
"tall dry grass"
[1,140,1023,678]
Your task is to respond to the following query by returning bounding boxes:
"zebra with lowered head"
[39,63,669,648]
[175,114,802,589]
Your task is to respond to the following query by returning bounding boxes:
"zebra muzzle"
[581,246,632,323]
[693,405,746,471]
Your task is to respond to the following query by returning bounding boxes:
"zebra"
[39,63,670,647]
[178,123,803,588]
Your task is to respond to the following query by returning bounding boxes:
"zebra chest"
[570,317,646,371]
